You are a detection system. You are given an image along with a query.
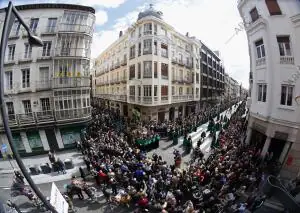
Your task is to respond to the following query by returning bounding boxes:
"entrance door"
[45,129,59,151]
[185,106,189,117]
[158,112,165,123]
[251,130,266,152]
[268,138,286,162]
[169,107,175,121]
[123,105,128,116]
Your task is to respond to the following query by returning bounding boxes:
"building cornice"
[0,3,95,14]
[250,112,300,129]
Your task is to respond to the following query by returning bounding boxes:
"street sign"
[50,182,68,213]
[1,144,7,153]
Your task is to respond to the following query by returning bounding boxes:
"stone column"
[245,127,252,145]
[261,136,271,158]
[54,129,64,149]
[279,141,291,164]
[174,106,179,119]
[20,132,32,153]
[39,130,50,151]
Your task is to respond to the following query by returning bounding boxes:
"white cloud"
[95,10,108,26]
[92,0,250,88]
[91,31,119,58]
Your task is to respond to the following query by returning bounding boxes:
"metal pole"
[0,2,57,213]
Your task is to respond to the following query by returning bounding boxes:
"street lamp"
[0,2,57,213]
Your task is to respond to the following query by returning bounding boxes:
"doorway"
[45,129,59,152]
[268,138,286,162]
[158,112,165,123]
[123,105,128,116]
[250,130,266,152]
[169,107,175,121]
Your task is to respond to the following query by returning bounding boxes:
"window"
[29,18,39,33]
[255,39,265,59]
[39,67,49,84]
[161,27,167,36]
[179,53,183,63]
[61,40,71,56]
[144,85,152,96]
[22,69,30,88]
[130,45,135,59]
[138,63,141,79]
[154,24,157,35]
[265,0,282,16]
[179,87,183,95]
[6,102,14,115]
[138,27,142,37]
[144,23,152,35]
[24,43,32,59]
[187,88,190,94]
[277,36,291,56]
[8,44,15,60]
[154,41,157,55]
[196,73,199,83]
[42,41,52,56]
[161,63,168,79]
[172,86,175,95]
[161,86,168,96]
[143,39,152,55]
[130,86,135,96]
[23,100,32,115]
[154,62,157,78]
[154,85,157,96]
[257,84,267,102]
[161,43,168,58]
[144,61,152,78]
[47,18,57,32]
[41,98,50,111]
[129,65,135,80]
[5,71,12,90]
[196,88,199,95]
[280,85,293,106]
[250,7,259,22]
[11,20,20,36]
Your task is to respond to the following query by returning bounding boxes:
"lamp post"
[0,2,57,213]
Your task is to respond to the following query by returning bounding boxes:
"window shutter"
[265,0,282,15]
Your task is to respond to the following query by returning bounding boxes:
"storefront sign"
[50,182,68,213]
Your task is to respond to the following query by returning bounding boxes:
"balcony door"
[39,67,49,88]
[22,100,32,115]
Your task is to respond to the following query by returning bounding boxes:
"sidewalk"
[0,150,84,174]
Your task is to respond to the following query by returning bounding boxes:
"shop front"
[12,133,26,156]
[60,126,83,149]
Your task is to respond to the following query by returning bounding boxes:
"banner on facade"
[50,182,68,213]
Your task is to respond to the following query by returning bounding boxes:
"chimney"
[186,32,189,37]
[119,31,123,38]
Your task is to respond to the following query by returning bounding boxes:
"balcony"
[0,108,91,130]
[4,55,16,65]
[36,80,52,91]
[161,50,168,58]
[161,95,169,103]
[37,49,53,60]
[121,60,127,66]
[172,58,177,64]
[129,95,135,102]
[55,108,91,120]
[143,48,152,55]
[143,97,152,104]
[256,57,266,66]
[52,77,90,89]
[18,52,33,63]
[41,26,57,35]
[55,48,90,58]
[58,24,93,35]
[280,56,294,65]
[172,95,193,102]
[185,63,193,69]
[178,60,184,66]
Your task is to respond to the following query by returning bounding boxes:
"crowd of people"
[66,99,276,213]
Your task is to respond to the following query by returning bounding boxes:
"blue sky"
[0,0,249,88]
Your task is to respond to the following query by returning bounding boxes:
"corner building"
[94,6,225,122]
[0,4,95,157]
[238,0,300,178]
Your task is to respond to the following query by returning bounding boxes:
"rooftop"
[137,4,163,21]
[0,3,95,14]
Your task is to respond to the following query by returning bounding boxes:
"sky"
[0,0,250,88]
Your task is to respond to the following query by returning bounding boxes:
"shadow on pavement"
[161,143,174,151]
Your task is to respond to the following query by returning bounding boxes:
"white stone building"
[94,5,225,122]
[0,4,95,157]
[238,0,300,177]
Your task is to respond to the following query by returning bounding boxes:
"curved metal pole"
[0,2,57,213]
